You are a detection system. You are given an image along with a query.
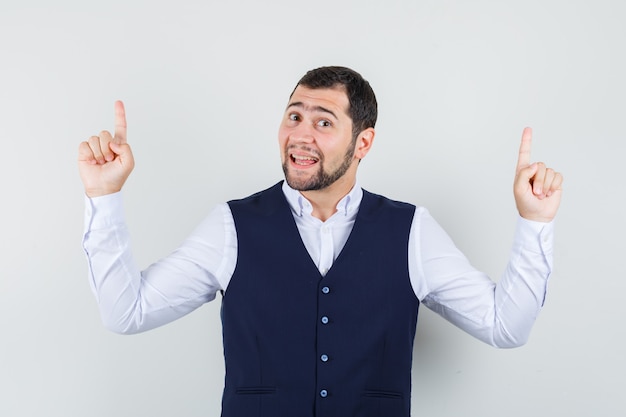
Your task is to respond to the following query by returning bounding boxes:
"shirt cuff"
[84,192,126,231]
[515,215,554,256]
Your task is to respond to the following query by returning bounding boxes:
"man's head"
[291,66,378,141]
[279,66,377,194]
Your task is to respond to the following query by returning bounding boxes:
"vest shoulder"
[228,182,283,206]
[362,189,416,212]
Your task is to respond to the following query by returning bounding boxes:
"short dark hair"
[292,66,378,140]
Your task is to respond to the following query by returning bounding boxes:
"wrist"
[85,186,122,198]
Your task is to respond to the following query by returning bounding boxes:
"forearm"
[490,217,553,347]
[82,194,144,333]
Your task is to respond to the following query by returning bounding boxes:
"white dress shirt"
[82,182,554,348]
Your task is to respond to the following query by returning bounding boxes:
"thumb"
[514,162,537,194]
[109,142,135,169]
[517,162,538,182]
[110,141,131,157]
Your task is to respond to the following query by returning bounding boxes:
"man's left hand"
[514,127,563,223]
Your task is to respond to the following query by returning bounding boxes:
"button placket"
[317,282,332,402]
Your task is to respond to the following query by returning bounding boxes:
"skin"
[514,127,563,223]
[77,92,563,224]
[78,100,134,198]
[278,85,374,221]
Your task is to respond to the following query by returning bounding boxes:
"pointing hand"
[78,101,135,197]
[513,127,563,222]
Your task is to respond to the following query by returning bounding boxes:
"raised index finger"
[114,100,127,143]
[516,126,533,171]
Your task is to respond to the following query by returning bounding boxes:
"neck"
[300,175,355,222]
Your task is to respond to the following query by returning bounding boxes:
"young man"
[79,66,562,416]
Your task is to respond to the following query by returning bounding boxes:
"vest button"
[321,316,329,324]
[320,354,329,362]
[320,389,328,398]
[321,286,330,294]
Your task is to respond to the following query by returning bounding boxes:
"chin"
[283,165,315,189]
[285,174,322,192]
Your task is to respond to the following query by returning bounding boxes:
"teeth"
[292,154,318,161]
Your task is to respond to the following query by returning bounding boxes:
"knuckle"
[88,136,103,157]
[99,130,112,140]
[78,141,93,157]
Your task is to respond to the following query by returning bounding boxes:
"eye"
[288,113,300,121]
[317,119,332,127]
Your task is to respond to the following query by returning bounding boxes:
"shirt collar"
[282,180,363,218]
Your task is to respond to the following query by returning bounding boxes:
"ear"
[354,128,375,160]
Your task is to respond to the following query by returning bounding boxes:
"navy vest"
[222,182,419,417]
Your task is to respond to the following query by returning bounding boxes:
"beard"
[282,142,356,191]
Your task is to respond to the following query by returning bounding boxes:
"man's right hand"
[78,101,135,197]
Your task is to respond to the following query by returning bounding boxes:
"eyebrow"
[286,102,338,120]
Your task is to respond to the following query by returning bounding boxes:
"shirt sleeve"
[81,192,237,334]
[408,207,554,348]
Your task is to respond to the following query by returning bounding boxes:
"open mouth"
[290,153,319,166]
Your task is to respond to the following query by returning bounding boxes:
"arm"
[410,128,563,347]
[82,194,232,334]
[79,102,233,334]
[410,208,553,348]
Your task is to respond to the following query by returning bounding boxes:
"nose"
[290,122,315,144]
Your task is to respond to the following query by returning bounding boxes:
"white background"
[1,0,624,416]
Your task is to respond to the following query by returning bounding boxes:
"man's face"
[279,86,357,191]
